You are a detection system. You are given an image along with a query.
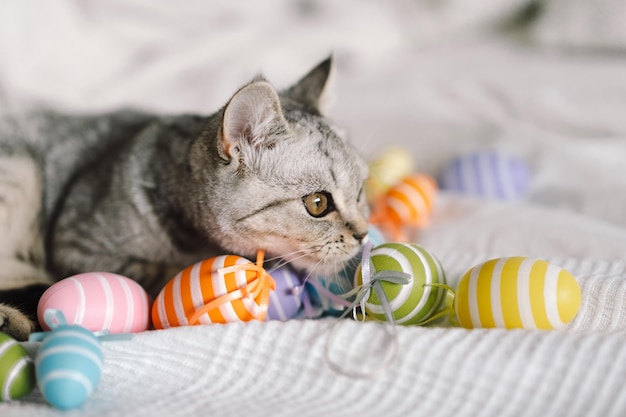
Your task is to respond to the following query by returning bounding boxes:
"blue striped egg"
[36,324,103,410]
[266,266,304,321]
[0,332,35,401]
[439,150,530,200]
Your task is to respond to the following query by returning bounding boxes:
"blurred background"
[1,1,625,153]
[1,0,626,236]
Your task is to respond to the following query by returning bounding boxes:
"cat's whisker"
[266,248,321,273]
[299,257,326,286]
[264,247,314,264]
[336,247,352,257]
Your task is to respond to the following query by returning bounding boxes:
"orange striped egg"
[152,254,275,329]
[371,174,437,240]
[384,174,437,227]
[455,257,582,330]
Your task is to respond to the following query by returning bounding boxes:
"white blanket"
[2,1,626,416]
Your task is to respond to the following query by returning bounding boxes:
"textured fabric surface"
[2,1,626,416]
[4,253,626,417]
[6,259,626,417]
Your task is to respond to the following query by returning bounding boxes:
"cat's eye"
[303,191,335,218]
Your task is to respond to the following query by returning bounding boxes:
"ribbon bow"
[29,309,134,342]
[354,242,411,323]
[188,250,276,325]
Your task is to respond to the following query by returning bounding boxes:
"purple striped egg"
[266,266,304,321]
[439,150,530,200]
[38,272,151,334]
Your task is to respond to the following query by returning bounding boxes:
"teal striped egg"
[0,332,35,401]
[355,243,447,325]
[36,324,103,410]
[308,225,389,317]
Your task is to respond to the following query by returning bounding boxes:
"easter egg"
[455,257,582,330]
[38,272,151,334]
[266,266,304,321]
[380,173,437,228]
[355,243,447,325]
[438,150,530,200]
[371,174,437,241]
[152,254,275,329]
[0,332,35,401]
[36,324,103,410]
[366,146,415,202]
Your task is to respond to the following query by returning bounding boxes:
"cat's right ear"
[282,56,334,114]
[219,81,288,162]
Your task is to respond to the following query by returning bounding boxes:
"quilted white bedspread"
[2,1,626,416]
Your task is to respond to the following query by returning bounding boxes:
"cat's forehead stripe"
[235,198,294,222]
[329,167,337,185]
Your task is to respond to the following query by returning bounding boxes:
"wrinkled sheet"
[2,1,626,416]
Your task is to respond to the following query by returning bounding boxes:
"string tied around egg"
[324,241,411,379]
[188,250,276,325]
[29,309,134,343]
[414,282,458,326]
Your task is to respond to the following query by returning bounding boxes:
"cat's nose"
[348,217,369,243]
[352,231,367,242]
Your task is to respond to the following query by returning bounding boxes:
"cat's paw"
[0,304,34,341]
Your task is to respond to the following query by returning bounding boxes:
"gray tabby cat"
[0,57,370,340]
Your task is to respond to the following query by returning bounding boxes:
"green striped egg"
[455,257,582,330]
[0,332,35,401]
[354,243,446,325]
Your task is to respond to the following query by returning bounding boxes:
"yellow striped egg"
[365,146,414,202]
[366,147,415,203]
[455,257,582,330]
[355,243,447,325]
[0,332,35,401]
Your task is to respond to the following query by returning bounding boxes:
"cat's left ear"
[282,56,334,114]
[219,80,289,162]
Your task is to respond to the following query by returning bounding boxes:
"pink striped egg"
[38,272,151,334]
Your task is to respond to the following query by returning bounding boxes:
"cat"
[0,57,370,340]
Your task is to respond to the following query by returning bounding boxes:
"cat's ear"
[282,56,334,114]
[219,80,288,161]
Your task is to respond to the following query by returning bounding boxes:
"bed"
[2,1,626,416]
